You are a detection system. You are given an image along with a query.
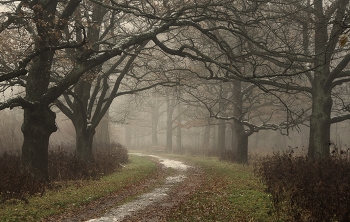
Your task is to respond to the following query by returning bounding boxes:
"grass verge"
[164,155,280,222]
[0,155,157,222]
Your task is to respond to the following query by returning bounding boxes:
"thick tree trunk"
[21,0,58,181]
[230,120,249,163]
[237,135,248,163]
[74,115,95,161]
[308,2,333,159]
[235,124,249,164]
[308,85,332,159]
[75,127,95,161]
[21,106,57,181]
[231,79,249,163]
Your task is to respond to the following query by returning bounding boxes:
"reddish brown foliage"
[255,149,350,222]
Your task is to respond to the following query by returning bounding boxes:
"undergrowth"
[0,155,157,221]
[0,142,128,203]
[255,147,350,222]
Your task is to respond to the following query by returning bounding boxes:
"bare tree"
[0,0,233,180]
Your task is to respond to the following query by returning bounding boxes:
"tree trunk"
[166,95,176,153]
[307,2,333,159]
[212,125,217,148]
[151,102,160,147]
[76,128,95,161]
[231,123,238,153]
[166,118,173,152]
[231,79,249,163]
[308,85,332,158]
[73,115,95,161]
[94,110,110,145]
[21,106,57,181]
[234,123,249,164]
[176,118,182,152]
[176,103,182,152]
[21,0,58,181]
[237,134,249,164]
[202,124,211,149]
[217,119,226,155]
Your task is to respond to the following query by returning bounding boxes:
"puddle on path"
[86,153,189,222]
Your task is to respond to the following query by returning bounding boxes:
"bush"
[255,149,350,222]
[0,152,44,203]
[0,142,128,203]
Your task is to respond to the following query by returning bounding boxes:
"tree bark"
[217,119,226,155]
[94,110,110,145]
[21,0,59,181]
[76,128,95,161]
[74,115,95,161]
[308,84,332,158]
[308,2,333,159]
[234,122,249,163]
[231,79,250,163]
[165,94,176,153]
[21,106,57,181]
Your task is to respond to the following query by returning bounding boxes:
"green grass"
[164,155,279,222]
[0,155,157,222]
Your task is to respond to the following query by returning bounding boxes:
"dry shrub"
[0,142,128,203]
[0,152,44,203]
[255,148,350,222]
[48,142,128,181]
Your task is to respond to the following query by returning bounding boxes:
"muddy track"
[44,155,204,222]
[120,165,204,222]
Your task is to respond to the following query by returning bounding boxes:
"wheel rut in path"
[87,153,203,222]
[46,154,203,222]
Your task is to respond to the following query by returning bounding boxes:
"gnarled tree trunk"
[21,105,57,181]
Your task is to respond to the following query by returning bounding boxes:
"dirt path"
[45,154,204,222]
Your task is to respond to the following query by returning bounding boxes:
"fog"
[1,87,350,157]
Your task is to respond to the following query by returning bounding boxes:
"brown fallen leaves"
[121,166,204,222]
[44,161,205,222]
[44,162,167,222]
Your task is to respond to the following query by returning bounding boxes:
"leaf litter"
[45,153,204,222]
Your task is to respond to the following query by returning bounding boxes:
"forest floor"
[45,153,205,222]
